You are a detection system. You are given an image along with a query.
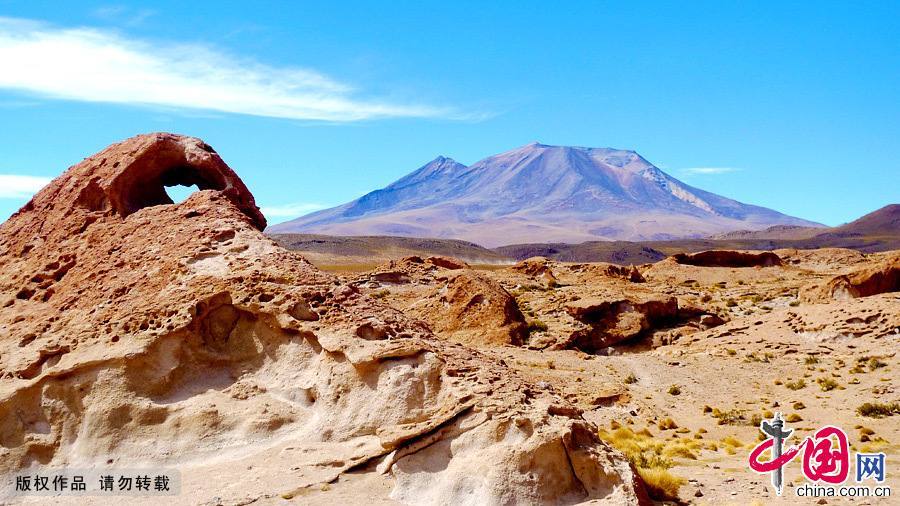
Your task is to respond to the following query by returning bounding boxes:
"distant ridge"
[268,142,821,247]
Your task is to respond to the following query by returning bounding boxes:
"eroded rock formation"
[0,134,647,505]
[408,271,529,347]
[563,296,679,352]
[802,253,900,302]
[671,250,782,268]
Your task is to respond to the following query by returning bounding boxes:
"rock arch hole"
[164,183,201,204]
[113,163,228,217]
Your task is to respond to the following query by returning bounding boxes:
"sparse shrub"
[624,373,638,384]
[785,379,806,390]
[857,402,900,418]
[816,377,839,392]
[721,436,743,454]
[868,357,888,371]
[804,356,819,365]
[526,319,548,333]
[725,299,737,307]
[785,413,803,422]
[658,418,678,430]
[711,408,747,425]
[371,289,390,299]
[667,385,681,396]
[726,348,737,356]
[638,467,685,501]
[701,294,712,303]
[789,300,801,307]
[792,401,806,410]
[661,441,698,460]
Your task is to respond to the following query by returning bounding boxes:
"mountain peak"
[268,143,818,246]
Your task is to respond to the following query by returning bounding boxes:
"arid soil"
[343,249,899,504]
[0,134,896,506]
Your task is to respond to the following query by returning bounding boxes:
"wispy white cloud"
[0,17,455,121]
[260,202,328,219]
[680,167,743,176]
[92,6,157,27]
[0,174,51,199]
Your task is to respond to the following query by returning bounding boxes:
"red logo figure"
[800,426,849,484]
[748,416,851,494]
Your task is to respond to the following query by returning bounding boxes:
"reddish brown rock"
[426,255,469,270]
[672,250,783,268]
[410,271,528,346]
[564,295,679,351]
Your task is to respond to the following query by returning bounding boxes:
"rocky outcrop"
[0,134,647,505]
[562,296,679,352]
[409,271,529,346]
[511,257,559,288]
[671,250,782,268]
[569,262,645,283]
[426,255,469,270]
[364,255,469,286]
[802,253,900,302]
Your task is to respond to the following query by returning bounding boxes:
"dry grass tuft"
[637,467,685,501]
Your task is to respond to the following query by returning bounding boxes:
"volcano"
[268,142,820,247]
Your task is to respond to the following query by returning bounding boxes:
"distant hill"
[268,233,509,266]
[705,204,899,252]
[272,205,898,265]
[268,142,820,246]
[710,224,822,240]
[831,204,900,236]
[493,242,666,264]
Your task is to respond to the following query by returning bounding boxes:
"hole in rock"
[115,161,228,216]
[164,184,201,204]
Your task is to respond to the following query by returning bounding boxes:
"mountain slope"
[832,204,900,235]
[268,143,821,247]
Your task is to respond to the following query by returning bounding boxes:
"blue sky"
[0,1,897,227]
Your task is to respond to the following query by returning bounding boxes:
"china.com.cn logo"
[748,413,890,498]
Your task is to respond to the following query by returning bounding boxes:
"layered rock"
[802,253,900,302]
[0,133,647,505]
